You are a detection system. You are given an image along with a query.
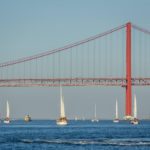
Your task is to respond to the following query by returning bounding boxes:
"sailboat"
[24,115,31,122]
[56,86,68,125]
[74,116,78,121]
[91,104,99,122]
[113,99,119,123]
[4,101,10,124]
[131,94,139,125]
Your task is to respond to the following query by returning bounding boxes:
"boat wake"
[20,138,150,146]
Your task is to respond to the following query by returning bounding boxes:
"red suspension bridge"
[0,22,150,119]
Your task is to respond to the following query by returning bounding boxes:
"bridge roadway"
[0,78,150,87]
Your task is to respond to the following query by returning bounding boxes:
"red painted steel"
[126,22,132,118]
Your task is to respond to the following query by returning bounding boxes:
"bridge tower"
[125,22,132,120]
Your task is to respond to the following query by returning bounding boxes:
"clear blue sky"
[0,0,150,119]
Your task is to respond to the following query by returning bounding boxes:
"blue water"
[0,120,150,150]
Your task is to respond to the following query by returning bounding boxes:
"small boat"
[113,99,119,123]
[4,101,10,124]
[131,94,139,125]
[131,118,139,125]
[24,115,31,122]
[75,116,78,121]
[91,104,99,122]
[56,86,68,125]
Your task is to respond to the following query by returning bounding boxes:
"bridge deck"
[0,78,150,87]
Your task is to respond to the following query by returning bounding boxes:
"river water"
[0,120,150,149]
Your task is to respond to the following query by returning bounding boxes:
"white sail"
[56,86,68,125]
[130,94,139,124]
[91,104,99,122]
[4,101,10,124]
[134,94,137,118]
[60,86,65,118]
[6,101,10,118]
[94,104,97,119]
[115,99,118,119]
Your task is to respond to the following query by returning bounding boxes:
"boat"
[24,115,31,122]
[131,94,139,125]
[4,101,10,124]
[75,116,78,121]
[113,99,119,123]
[56,86,68,125]
[91,104,99,122]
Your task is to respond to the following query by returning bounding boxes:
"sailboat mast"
[94,104,96,119]
[115,99,118,119]
[134,95,137,118]
[6,101,10,118]
[60,86,65,118]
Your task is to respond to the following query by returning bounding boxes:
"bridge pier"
[125,22,132,120]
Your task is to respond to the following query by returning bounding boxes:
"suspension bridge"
[0,22,150,119]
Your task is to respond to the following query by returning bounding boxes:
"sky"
[0,0,150,119]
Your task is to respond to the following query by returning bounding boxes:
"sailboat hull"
[56,121,68,125]
[56,117,68,125]
[113,119,119,123]
[131,118,139,125]
[91,120,99,122]
[91,119,99,122]
[4,120,10,124]
[131,121,139,125]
